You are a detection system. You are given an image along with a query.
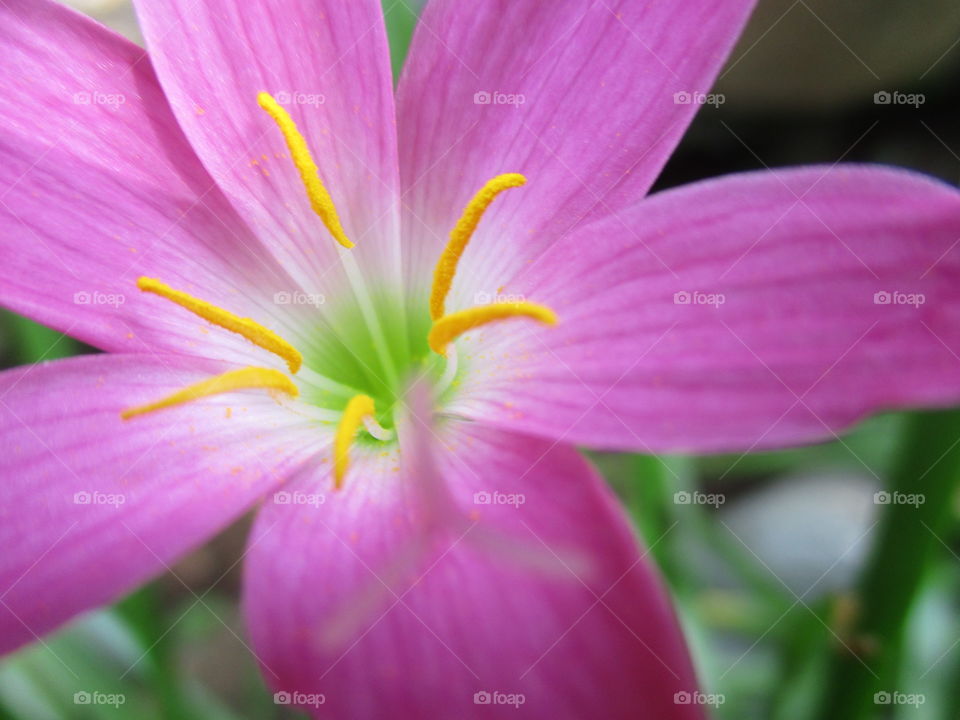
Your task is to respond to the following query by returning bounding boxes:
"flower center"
[119,92,559,489]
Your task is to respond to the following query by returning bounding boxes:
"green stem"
[601,453,686,591]
[116,586,192,720]
[625,454,675,556]
[616,454,793,607]
[816,409,960,720]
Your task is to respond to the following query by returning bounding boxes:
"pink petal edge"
[0,353,319,654]
[452,165,960,452]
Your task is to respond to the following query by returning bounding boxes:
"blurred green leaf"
[0,312,80,367]
[817,409,960,720]
[0,611,157,719]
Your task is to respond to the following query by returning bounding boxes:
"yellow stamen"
[121,367,298,420]
[256,91,353,249]
[429,173,526,320]
[334,394,376,490]
[428,302,558,356]
[137,278,302,373]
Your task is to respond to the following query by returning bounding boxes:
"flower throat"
[119,92,558,489]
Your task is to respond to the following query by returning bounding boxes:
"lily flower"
[2,0,959,717]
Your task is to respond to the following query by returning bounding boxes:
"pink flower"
[1,0,959,717]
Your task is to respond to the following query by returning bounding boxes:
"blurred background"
[1,1,959,718]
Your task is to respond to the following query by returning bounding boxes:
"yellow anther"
[334,394,376,490]
[428,301,558,356]
[429,173,526,320]
[137,277,302,373]
[121,367,298,420]
[257,91,354,249]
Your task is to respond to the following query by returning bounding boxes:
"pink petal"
[243,392,701,719]
[397,0,755,293]
[0,354,318,655]
[132,0,402,293]
[451,165,960,452]
[0,0,302,360]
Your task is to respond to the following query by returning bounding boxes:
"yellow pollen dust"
[137,277,302,373]
[334,394,376,490]
[257,91,354,249]
[428,302,558,356]
[429,173,526,321]
[121,367,298,420]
